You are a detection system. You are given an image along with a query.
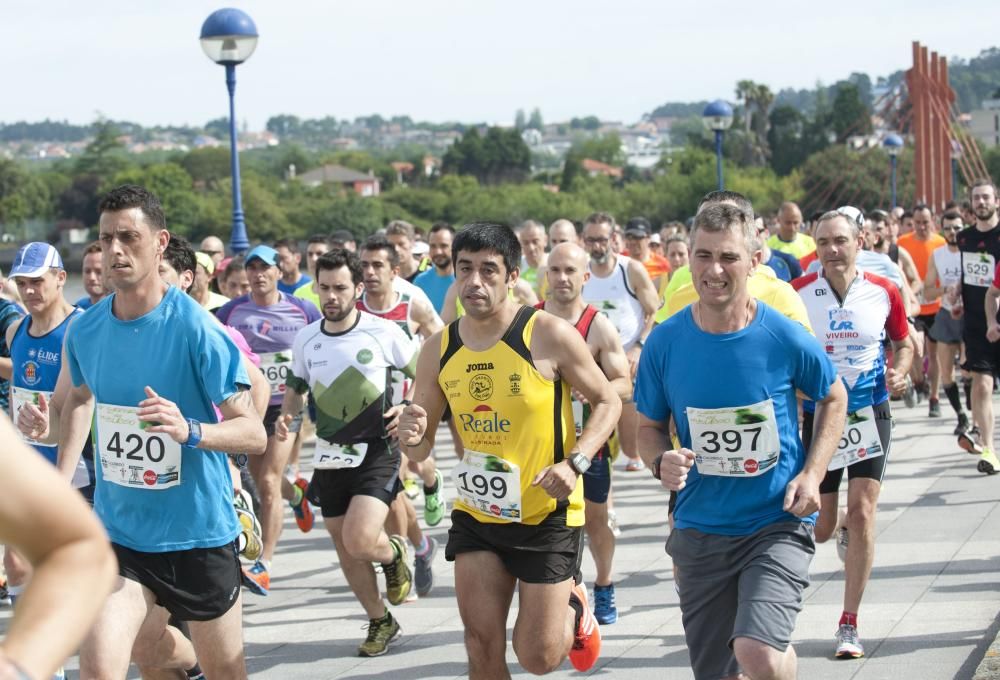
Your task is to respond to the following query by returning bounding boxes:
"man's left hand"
[531,460,577,501]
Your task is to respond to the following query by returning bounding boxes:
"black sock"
[568,593,584,632]
[423,480,438,495]
[185,664,204,679]
[944,383,964,416]
[965,380,972,410]
[382,540,400,567]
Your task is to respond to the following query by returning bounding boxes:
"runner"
[56,183,267,678]
[898,205,946,414]
[767,201,816,259]
[0,413,116,680]
[792,209,912,659]
[580,212,659,473]
[413,222,456,314]
[923,209,970,434]
[385,220,427,282]
[623,217,670,289]
[190,251,230,312]
[275,248,415,656]
[215,244,321,594]
[516,219,548,298]
[398,222,620,675]
[274,238,311,295]
[293,234,334,308]
[75,241,107,309]
[955,179,1000,474]
[636,202,847,680]
[549,219,580,247]
[539,242,632,626]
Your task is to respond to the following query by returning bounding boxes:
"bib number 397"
[451,450,522,522]
[686,399,781,477]
[97,404,182,490]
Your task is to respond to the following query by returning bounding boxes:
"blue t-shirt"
[635,303,836,536]
[0,299,24,415]
[413,268,455,314]
[75,296,94,310]
[277,274,311,295]
[766,249,803,282]
[65,286,249,552]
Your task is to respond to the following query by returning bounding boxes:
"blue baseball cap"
[244,245,279,267]
[10,242,64,278]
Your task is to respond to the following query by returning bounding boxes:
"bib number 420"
[105,431,166,463]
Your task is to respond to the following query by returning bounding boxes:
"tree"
[528,108,544,131]
[74,121,130,178]
[178,147,231,184]
[265,115,302,138]
[442,127,530,184]
[204,117,231,140]
[0,159,51,228]
[830,83,872,143]
[514,109,526,131]
[571,133,625,167]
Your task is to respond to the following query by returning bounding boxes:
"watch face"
[573,453,590,473]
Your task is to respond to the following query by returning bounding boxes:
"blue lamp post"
[702,100,734,191]
[200,8,258,254]
[883,133,904,210]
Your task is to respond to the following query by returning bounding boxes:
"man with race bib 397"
[636,203,847,680]
[792,208,911,659]
[216,245,321,594]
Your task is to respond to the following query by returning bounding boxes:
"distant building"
[297,164,380,196]
[968,97,1000,148]
[581,158,623,179]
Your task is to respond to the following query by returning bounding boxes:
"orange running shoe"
[569,583,601,671]
[241,560,270,596]
[290,477,314,533]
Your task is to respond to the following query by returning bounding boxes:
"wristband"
[400,399,412,407]
[652,453,663,480]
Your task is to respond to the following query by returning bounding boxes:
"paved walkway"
[6,401,999,679]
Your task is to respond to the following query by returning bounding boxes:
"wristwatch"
[185,418,203,448]
[568,452,591,475]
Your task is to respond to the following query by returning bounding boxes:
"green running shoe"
[383,535,412,605]
[358,610,401,657]
[423,469,446,527]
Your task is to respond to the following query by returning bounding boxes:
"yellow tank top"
[439,306,583,526]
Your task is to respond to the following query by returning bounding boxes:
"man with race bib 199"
[792,208,912,659]
[57,184,268,678]
[398,222,621,676]
[636,203,847,680]
[955,179,1000,474]
[276,249,416,657]
[216,245,321,594]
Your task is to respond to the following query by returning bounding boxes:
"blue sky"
[3,0,997,129]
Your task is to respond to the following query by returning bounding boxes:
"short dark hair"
[452,222,521,275]
[315,249,362,286]
[224,255,245,281]
[867,209,889,224]
[163,235,197,283]
[330,229,355,245]
[83,241,102,257]
[900,210,914,220]
[430,222,455,236]
[698,190,753,215]
[98,184,166,231]
[912,203,933,216]
[307,234,332,247]
[942,209,964,222]
[583,212,615,230]
[691,203,758,255]
[971,178,998,196]
[385,220,416,241]
[273,238,300,254]
[361,235,400,268]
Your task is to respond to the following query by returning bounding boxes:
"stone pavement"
[6,400,1000,679]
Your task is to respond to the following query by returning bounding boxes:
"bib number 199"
[456,471,507,500]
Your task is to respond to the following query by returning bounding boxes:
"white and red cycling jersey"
[792,271,908,412]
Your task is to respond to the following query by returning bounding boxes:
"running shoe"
[423,470,445,527]
[358,610,401,657]
[569,583,602,671]
[902,377,917,408]
[593,583,618,625]
[235,504,263,563]
[241,561,270,596]
[383,535,412,605]
[978,448,1000,475]
[290,477,314,533]
[624,457,643,472]
[928,399,941,418]
[954,412,970,436]
[958,428,983,455]
[836,526,849,563]
[835,623,864,658]
[403,478,420,500]
[414,536,438,597]
[607,510,622,538]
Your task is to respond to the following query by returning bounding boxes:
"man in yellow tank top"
[399,222,621,676]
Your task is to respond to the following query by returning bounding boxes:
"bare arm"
[243,355,270,418]
[275,385,307,442]
[986,286,1000,342]
[897,248,922,295]
[0,415,116,680]
[897,267,921,316]
[923,256,944,302]
[784,379,847,517]
[0,317,23,382]
[138,385,267,456]
[398,332,449,462]
[411,295,444,339]
[441,282,458,324]
[512,279,539,306]
[885,338,914,395]
[56,379,96,481]
[591,313,632,403]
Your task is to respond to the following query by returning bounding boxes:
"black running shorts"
[113,541,241,621]
[802,401,893,494]
[306,439,401,518]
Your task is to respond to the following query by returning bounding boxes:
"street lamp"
[200,8,258,254]
[951,139,962,202]
[702,100,734,191]
[883,133,904,210]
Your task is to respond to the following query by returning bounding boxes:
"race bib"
[314,439,367,469]
[571,399,585,437]
[827,406,883,471]
[686,399,781,477]
[451,450,522,522]
[96,404,182,490]
[259,351,293,398]
[962,252,995,288]
[596,300,626,334]
[11,386,54,445]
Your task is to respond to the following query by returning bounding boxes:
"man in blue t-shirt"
[57,184,267,679]
[413,222,455,313]
[636,202,846,680]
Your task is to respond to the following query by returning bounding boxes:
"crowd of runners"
[0,177,998,679]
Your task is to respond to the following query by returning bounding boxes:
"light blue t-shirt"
[635,303,836,536]
[413,267,455,314]
[65,286,249,552]
[277,274,311,295]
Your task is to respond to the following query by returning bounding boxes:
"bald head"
[200,236,225,265]
[777,202,803,240]
[545,242,591,304]
[549,219,579,246]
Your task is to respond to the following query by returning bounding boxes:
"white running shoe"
[835,623,864,658]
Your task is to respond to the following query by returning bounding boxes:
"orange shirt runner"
[898,232,946,316]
